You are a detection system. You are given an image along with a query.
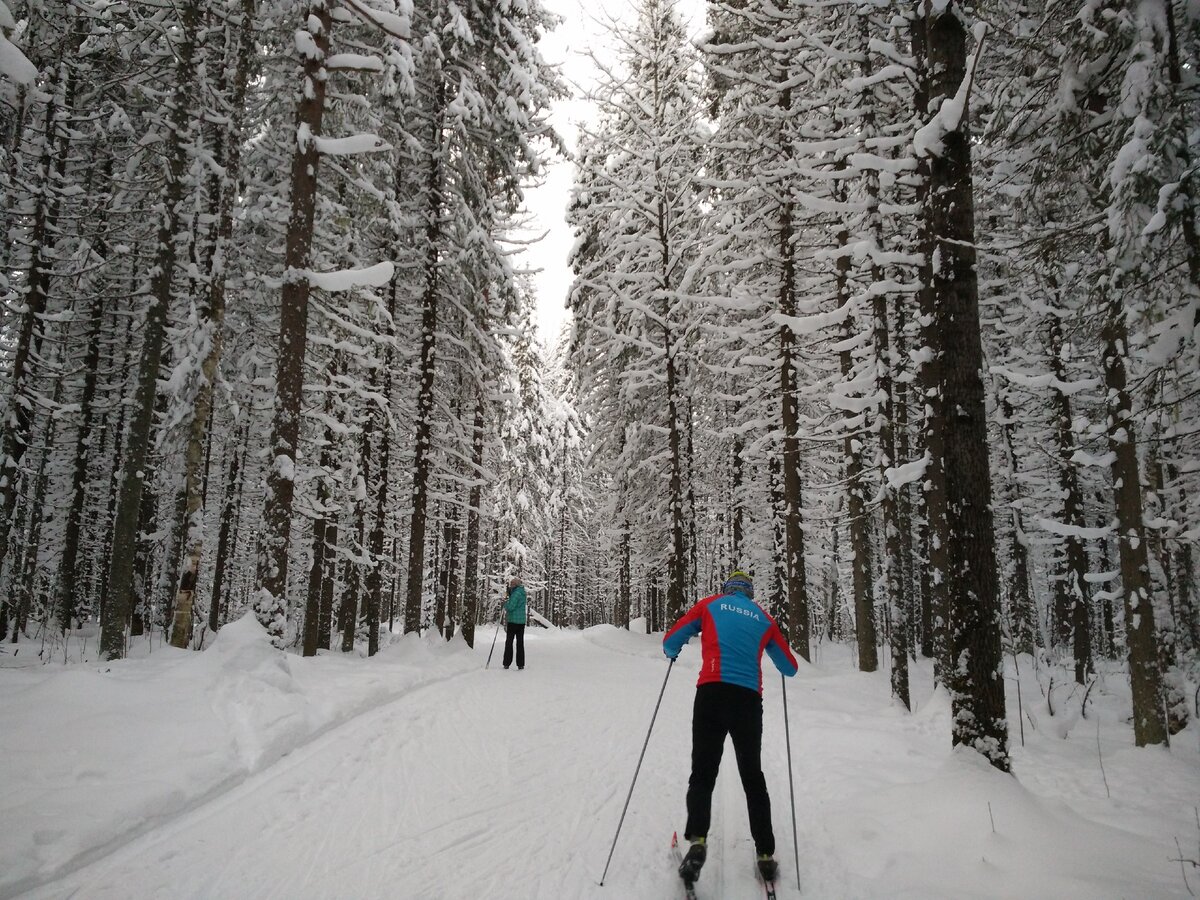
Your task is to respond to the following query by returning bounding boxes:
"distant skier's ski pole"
[485,601,504,669]
[598,657,675,886]
[782,674,800,890]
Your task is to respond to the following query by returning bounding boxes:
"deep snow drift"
[2,618,1197,899]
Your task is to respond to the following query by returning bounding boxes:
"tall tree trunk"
[1045,314,1093,683]
[444,522,460,642]
[0,42,79,585]
[778,172,810,659]
[859,19,908,706]
[101,0,202,659]
[319,509,338,651]
[366,400,389,657]
[663,319,687,625]
[403,73,447,635]
[895,301,918,660]
[994,385,1036,654]
[1102,294,1166,745]
[730,431,743,567]
[209,415,247,634]
[254,1,333,644]
[461,392,485,647]
[302,374,338,657]
[912,9,950,684]
[835,171,877,672]
[58,241,109,631]
[171,0,257,648]
[922,3,1009,770]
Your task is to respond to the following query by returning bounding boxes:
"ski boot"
[756,853,779,883]
[679,837,706,885]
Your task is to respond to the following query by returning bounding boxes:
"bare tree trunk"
[922,2,1009,770]
[254,1,333,644]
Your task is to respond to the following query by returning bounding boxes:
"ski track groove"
[19,633,865,900]
[4,662,479,900]
[19,633,693,900]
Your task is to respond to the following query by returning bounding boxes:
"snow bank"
[0,615,476,898]
[4,627,1195,899]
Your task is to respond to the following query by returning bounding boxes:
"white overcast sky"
[518,0,707,348]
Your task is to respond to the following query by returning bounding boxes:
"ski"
[669,831,699,900]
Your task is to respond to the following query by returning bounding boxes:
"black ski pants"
[502,622,525,669]
[684,682,775,855]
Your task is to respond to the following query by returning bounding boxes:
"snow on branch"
[885,455,930,491]
[326,53,384,72]
[1035,517,1112,541]
[314,133,392,155]
[0,30,37,87]
[341,0,411,41]
[991,365,1098,397]
[913,22,988,159]
[306,261,394,291]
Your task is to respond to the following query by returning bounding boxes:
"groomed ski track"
[14,625,1190,899]
[20,627,796,900]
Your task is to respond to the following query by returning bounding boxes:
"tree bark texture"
[253,1,333,645]
[403,70,447,634]
[923,3,1009,770]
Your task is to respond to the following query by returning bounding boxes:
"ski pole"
[485,598,504,668]
[782,674,800,891]
[599,657,675,886]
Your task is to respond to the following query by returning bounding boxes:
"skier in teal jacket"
[502,577,527,669]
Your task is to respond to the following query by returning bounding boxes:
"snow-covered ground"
[2,618,1197,899]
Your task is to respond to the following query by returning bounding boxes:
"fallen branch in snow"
[1171,823,1198,898]
[1095,716,1110,800]
[1080,675,1097,720]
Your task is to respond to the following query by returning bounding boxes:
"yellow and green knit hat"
[722,570,754,598]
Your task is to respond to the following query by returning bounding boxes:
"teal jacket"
[504,585,527,625]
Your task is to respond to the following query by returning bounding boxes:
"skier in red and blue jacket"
[663,570,798,886]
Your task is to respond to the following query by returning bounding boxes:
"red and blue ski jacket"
[662,591,799,694]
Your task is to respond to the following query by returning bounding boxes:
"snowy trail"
[11,626,1197,900]
[18,629,765,900]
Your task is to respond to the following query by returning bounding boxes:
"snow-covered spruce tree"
[168,0,261,649]
[979,0,1198,743]
[99,0,205,660]
[914,1,1009,770]
[700,0,821,657]
[400,0,560,635]
[568,0,709,628]
[253,0,401,646]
